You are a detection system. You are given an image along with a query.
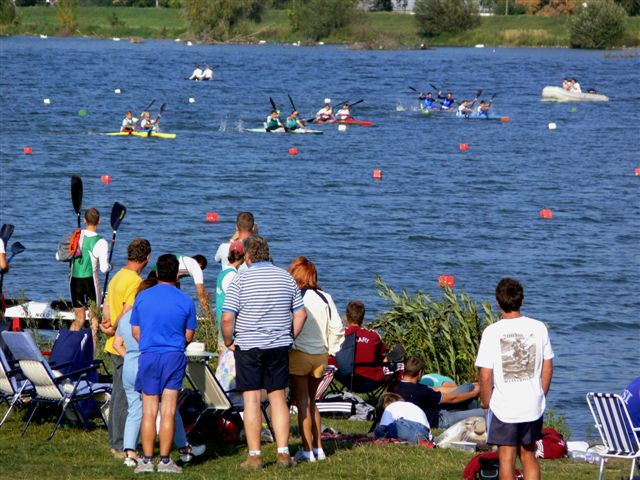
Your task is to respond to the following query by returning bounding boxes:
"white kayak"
[4,301,75,323]
[541,86,609,102]
[245,127,323,135]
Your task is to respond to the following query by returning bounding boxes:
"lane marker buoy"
[288,147,298,156]
[548,122,557,130]
[459,143,469,152]
[539,209,553,219]
[114,88,121,94]
[438,275,455,288]
[79,108,88,117]
[101,175,111,184]
[635,167,640,176]
[23,147,33,155]
[372,169,382,180]
[338,124,347,132]
[206,212,219,222]
[43,98,51,105]
[189,97,196,104]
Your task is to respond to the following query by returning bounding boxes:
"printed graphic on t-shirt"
[500,333,536,382]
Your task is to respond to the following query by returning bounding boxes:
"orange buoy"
[101,175,112,184]
[635,167,640,176]
[23,147,33,154]
[539,209,553,219]
[289,147,298,155]
[459,143,469,152]
[438,275,455,288]
[372,169,382,180]
[206,212,219,222]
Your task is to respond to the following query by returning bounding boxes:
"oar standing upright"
[101,202,127,305]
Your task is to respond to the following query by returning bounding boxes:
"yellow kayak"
[105,131,177,139]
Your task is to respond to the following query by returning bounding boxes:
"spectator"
[475,278,554,480]
[621,375,640,437]
[0,237,8,273]
[396,356,485,429]
[221,235,306,469]
[288,256,344,463]
[100,237,151,458]
[373,393,432,444]
[215,241,244,351]
[113,277,205,468]
[130,254,197,473]
[214,212,256,271]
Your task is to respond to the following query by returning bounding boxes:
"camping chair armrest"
[53,363,101,383]
[93,359,111,376]
[5,366,23,377]
[49,360,73,370]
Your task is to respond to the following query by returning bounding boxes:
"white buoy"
[39,34,48,39]
[175,38,181,42]
[114,88,121,94]
[338,124,347,132]
[548,122,557,130]
[475,44,485,48]
[189,97,196,104]
[318,41,325,46]
[112,37,120,42]
[258,40,267,45]
[43,98,51,105]
[187,41,193,46]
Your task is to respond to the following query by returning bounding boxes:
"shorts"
[486,411,543,446]
[70,277,97,308]
[234,345,290,392]
[289,350,328,379]
[135,351,186,395]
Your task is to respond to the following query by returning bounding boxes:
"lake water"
[0,36,638,436]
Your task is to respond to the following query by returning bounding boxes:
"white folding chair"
[587,392,640,480]
[0,346,34,427]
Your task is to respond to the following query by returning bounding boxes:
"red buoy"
[438,275,455,288]
[372,169,382,180]
[459,144,469,152]
[206,212,219,222]
[635,167,640,176]
[539,209,553,219]
[289,147,298,156]
[101,175,112,184]
[23,147,33,155]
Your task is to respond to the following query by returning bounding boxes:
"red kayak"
[313,117,375,127]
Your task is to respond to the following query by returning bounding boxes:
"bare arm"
[112,335,126,356]
[479,367,493,409]
[541,359,553,396]
[0,253,8,272]
[292,308,307,339]
[185,329,195,344]
[131,325,140,342]
[440,382,480,404]
[221,311,235,347]
[195,284,211,317]
[100,303,133,337]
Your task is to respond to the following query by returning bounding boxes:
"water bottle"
[586,451,604,464]
[568,450,587,461]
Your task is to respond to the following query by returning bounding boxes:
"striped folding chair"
[315,365,355,416]
[586,392,640,480]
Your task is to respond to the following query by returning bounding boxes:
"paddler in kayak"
[202,64,213,81]
[266,110,285,132]
[315,98,334,123]
[475,100,491,118]
[285,110,307,131]
[437,91,457,111]
[139,111,158,133]
[456,97,477,118]
[120,111,140,133]
[570,78,582,93]
[418,91,438,111]
[562,78,571,91]
[188,63,203,81]
[335,103,351,121]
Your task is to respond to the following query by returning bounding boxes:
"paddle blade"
[408,86,418,92]
[269,97,277,112]
[110,202,127,231]
[71,175,83,216]
[0,224,14,245]
[429,84,440,92]
[288,94,296,112]
[490,93,498,100]
[475,89,483,99]
[10,241,25,257]
[350,99,364,108]
[159,103,167,114]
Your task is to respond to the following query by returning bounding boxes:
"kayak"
[421,108,455,115]
[314,118,374,127]
[245,127,323,135]
[451,115,510,122]
[104,131,177,139]
[541,86,608,102]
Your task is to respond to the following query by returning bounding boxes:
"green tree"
[56,0,79,34]
[414,0,480,37]
[616,0,640,15]
[0,0,17,25]
[570,0,627,48]
[289,0,361,40]
[182,0,267,40]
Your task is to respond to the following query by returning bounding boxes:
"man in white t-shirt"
[214,211,256,271]
[475,277,553,480]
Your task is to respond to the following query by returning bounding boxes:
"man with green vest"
[57,208,109,337]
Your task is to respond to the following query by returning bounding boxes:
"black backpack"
[476,457,500,479]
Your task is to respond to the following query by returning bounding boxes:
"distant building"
[389,0,493,13]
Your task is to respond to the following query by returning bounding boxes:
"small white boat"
[541,86,608,102]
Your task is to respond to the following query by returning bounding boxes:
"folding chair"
[1,331,111,440]
[0,345,34,427]
[587,392,640,480]
[314,365,356,416]
[185,355,274,438]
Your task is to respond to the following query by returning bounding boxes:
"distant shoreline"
[2,7,640,49]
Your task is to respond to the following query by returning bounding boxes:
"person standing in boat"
[188,64,203,81]
[121,111,140,133]
[286,111,307,131]
[438,91,457,110]
[335,103,351,121]
[315,99,334,123]
[419,91,438,111]
[202,65,213,81]
[266,110,284,132]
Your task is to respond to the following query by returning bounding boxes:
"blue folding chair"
[1,331,111,440]
[587,392,640,480]
[0,345,34,427]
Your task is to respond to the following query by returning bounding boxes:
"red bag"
[535,427,567,459]
[463,452,523,480]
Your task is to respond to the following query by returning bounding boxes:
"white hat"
[324,98,331,104]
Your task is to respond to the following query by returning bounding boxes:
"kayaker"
[418,91,438,111]
[139,112,158,132]
[286,111,306,131]
[121,111,139,133]
[315,98,334,123]
[188,64,203,81]
[475,100,491,118]
[202,64,213,81]
[437,92,456,110]
[570,78,582,93]
[562,79,571,91]
[456,98,477,118]
[266,110,284,132]
[335,103,351,121]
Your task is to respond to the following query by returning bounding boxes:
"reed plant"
[370,277,497,384]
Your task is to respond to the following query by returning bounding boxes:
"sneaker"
[315,450,327,461]
[124,453,139,468]
[134,459,155,474]
[293,449,315,463]
[157,458,183,474]
[276,452,296,468]
[179,444,206,463]
[239,455,264,470]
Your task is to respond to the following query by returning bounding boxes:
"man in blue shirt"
[621,376,640,438]
[131,254,197,474]
[221,235,307,469]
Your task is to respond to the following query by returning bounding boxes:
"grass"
[3,7,640,48]
[0,411,633,479]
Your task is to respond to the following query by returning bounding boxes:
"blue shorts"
[135,351,186,395]
[487,410,543,446]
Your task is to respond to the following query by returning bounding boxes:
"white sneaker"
[134,459,154,474]
[156,458,182,474]
[315,449,327,461]
[293,449,316,463]
[179,444,206,463]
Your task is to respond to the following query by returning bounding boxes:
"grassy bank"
[0,414,631,479]
[3,7,640,48]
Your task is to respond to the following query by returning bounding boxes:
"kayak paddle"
[268,97,289,132]
[475,89,483,99]
[71,175,83,229]
[7,241,25,263]
[101,202,127,304]
[288,94,297,112]
[0,224,14,247]
[149,103,167,137]
[429,83,441,94]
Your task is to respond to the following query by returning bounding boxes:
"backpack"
[56,229,82,262]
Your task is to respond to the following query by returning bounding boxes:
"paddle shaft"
[101,203,126,304]
[100,230,117,305]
